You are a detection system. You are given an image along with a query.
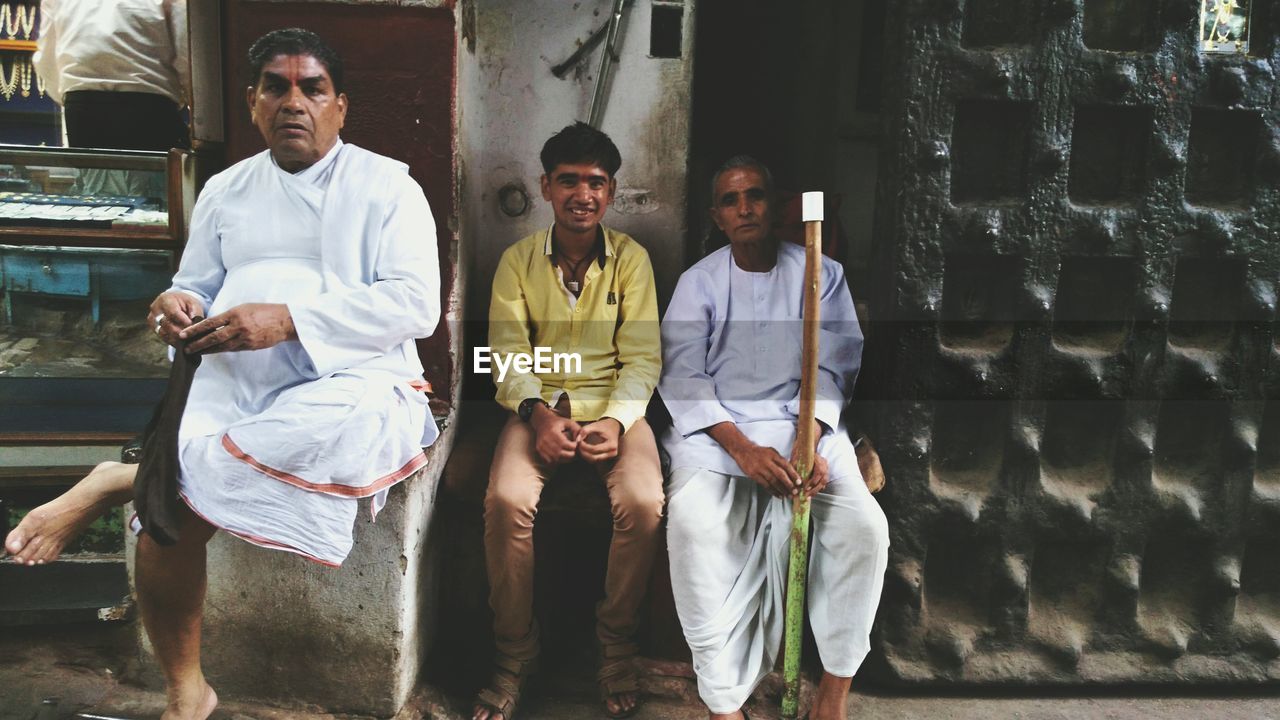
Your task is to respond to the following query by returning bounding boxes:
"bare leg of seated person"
[809,671,853,720]
[4,461,138,566]
[136,501,219,720]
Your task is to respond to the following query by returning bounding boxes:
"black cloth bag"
[133,340,203,546]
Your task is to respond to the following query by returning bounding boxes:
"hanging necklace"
[549,224,601,295]
[14,4,35,40]
[557,249,595,294]
[0,58,19,101]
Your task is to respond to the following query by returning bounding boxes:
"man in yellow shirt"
[475,122,663,720]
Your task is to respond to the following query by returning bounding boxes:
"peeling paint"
[612,187,661,215]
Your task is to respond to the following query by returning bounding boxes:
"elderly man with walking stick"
[658,155,889,720]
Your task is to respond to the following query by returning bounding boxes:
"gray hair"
[709,154,776,206]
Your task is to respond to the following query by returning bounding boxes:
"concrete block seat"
[127,420,456,717]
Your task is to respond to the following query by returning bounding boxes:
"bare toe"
[17,534,46,565]
[4,527,24,555]
[33,540,61,565]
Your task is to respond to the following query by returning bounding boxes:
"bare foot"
[709,711,746,720]
[4,461,137,565]
[809,671,852,720]
[161,681,217,720]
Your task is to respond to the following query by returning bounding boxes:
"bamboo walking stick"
[782,192,824,720]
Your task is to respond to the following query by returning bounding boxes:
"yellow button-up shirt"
[488,226,660,432]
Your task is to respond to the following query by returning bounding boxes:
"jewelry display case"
[0,144,194,442]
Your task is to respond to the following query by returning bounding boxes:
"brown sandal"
[598,640,643,719]
[473,652,536,720]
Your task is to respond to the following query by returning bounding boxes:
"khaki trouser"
[484,400,664,662]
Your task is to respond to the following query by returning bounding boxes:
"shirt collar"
[271,137,344,180]
[544,223,614,267]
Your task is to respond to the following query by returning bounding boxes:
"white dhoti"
[666,468,889,714]
[178,371,429,566]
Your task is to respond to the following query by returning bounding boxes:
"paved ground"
[3,622,1279,720]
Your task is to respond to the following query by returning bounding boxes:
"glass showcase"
[0,145,192,439]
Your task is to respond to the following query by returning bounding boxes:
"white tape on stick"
[802,191,824,223]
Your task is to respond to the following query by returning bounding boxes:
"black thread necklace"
[556,245,596,294]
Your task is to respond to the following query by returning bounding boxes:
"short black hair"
[247,28,345,95]
[540,122,622,177]
[710,154,775,205]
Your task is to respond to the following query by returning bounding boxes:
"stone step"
[0,555,131,626]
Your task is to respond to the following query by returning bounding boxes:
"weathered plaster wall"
[458,0,696,323]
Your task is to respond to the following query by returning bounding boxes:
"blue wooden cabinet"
[1,245,171,324]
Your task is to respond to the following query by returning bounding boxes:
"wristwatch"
[518,397,549,422]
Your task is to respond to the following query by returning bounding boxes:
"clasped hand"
[730,424,829,499]
[530,406,623,465]
[149,292,296,354]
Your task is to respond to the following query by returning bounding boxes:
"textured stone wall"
[866,0,1280,685]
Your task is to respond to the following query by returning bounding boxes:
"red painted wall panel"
[222,1,457,401]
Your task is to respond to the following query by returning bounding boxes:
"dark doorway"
[687,0,888,297]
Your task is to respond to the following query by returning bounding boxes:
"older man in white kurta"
[134,30,441,720]
[659,157,887,720]
[170,136,439,565]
